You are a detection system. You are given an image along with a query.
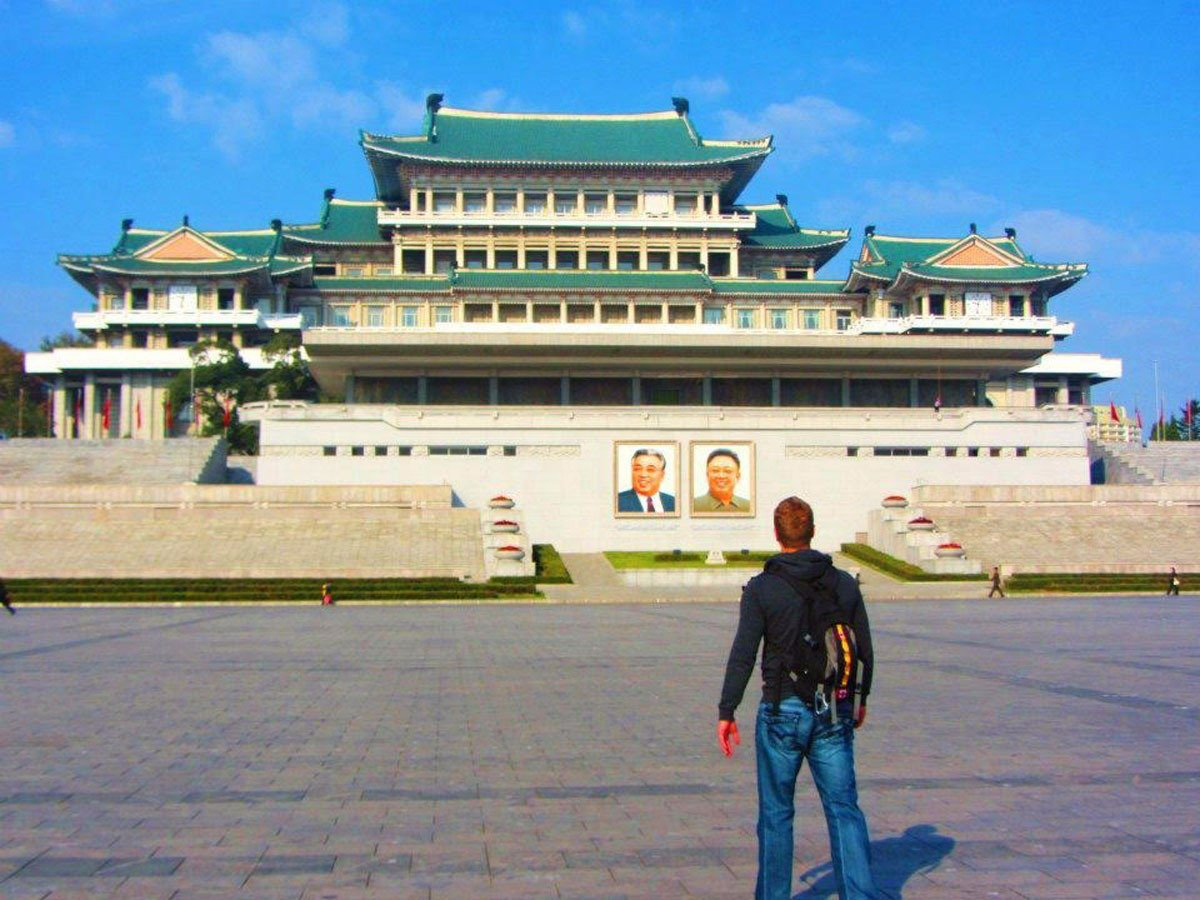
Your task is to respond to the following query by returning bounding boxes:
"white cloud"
[0,120,13,148]
[720,96,867,162]
[998,209,1200,270]
[887,121,926,145]
[375,82,426,132]
[562,10,586,36]
[863,179,1000,216]
[148,3,407,158]
[150,73,263,160]
[297,1,349,46]
[672,76,729,101]
[471,87,523,112]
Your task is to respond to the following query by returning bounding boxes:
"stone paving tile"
[0,599,1198,897]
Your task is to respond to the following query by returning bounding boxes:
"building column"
[119,374,132,437]
[53,376,67,439]
[488,376,499,406]
[702,376,713,406]
[417,376,428,404]
[909,378,920,408]
[771,377,781,407]
[83,372,96,440]
[344,372,355,404]
[841,377,851,407]
[424,241,434,276]
[560,375,570,406]
[631,376,641,405]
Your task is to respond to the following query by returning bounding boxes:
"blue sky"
[1,0,1196,414]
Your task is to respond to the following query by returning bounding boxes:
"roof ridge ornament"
[671,96,689,117]
[1005,227,1017,239]
[969,222,977,234]
[865,224,876,236]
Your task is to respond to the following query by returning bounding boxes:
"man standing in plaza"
[717,496,878,899]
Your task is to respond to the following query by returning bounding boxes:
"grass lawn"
[604,550,776,569]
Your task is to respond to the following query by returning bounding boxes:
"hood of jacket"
[764,548,834,582]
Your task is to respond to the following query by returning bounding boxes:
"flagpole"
[1153,360,1161,442]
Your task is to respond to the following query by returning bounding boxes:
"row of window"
[324,445,517,457]
[412,190,708,217]
[319,444,1030,458]
[308,304,855,331]
[109,286,240,312]
[850,447,1030,457]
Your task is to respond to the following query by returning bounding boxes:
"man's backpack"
[768,564,863,723]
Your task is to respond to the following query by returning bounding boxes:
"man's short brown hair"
[774,496,815,547]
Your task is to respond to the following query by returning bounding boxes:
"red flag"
[1188,404,1194,425]
[165,399,174,431]
[74,393,83,437]
[135,399,142,431]
[222,395,233,429]
[101,393,112,432]
[1109,400,1119,423]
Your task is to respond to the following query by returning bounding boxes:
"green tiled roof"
[282,198,386,246]
[451,269,713,291]
[58,223,312,288]
[738,204,850,251]
[711,279,848,295]
[62,256,274,277]
[364,107,770,166]
[847,230,1086,296]
[362,102,772,203]
[313,276,451,293]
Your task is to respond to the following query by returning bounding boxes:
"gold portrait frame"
[689,441,756,518]
[613,441,682,518]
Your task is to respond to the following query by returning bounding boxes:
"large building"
[26,95,1121,550]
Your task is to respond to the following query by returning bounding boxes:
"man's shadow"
[793,824,955,899]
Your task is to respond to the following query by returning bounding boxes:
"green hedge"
[839,543,989,582]
[1006,573,1197,593]
[489,544,573,585]
[0,577,541,604]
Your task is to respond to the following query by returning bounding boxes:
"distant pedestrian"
[321,582,334,606]
[988,566,1005,598]
[1167,567,1181,597]
[0,579,15,615]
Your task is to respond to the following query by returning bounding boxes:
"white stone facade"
[248,402,1090,553]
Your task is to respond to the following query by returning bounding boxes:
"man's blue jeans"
[755,696,877,899]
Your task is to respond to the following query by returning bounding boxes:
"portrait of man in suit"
[614,444,678,516]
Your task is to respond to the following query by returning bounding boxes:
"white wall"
[253,405,1091,553]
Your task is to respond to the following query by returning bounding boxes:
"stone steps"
[0,438,226,485]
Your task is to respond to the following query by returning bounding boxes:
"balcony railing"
[858,315,1069,336]
[73,309,302,330]
[377,206,756,230]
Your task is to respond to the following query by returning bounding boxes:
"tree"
[1158,399,1199,441]
[164,335,320,454]
[0,338,51,437]
[39,330,93,351]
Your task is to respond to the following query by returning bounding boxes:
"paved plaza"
[1,597,1198,899]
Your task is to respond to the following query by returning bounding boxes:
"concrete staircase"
[0,438,227,485]
[0,484,486,579]
[909,484,1200,573]
[1095,442,1200,485]
[866,505,982,575]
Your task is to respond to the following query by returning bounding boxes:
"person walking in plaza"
[717,496,878,900]
[0,578,14,615]
[1166,566,1181,596]
[988,565,1005,598]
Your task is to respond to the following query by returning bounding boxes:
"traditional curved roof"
[58,222,311,292]
[361,99,772,203]
[845,230,1087,297]
[282,197,387,246]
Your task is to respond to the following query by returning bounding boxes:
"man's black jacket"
[718,549,874,721]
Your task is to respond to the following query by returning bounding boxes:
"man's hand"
[854,703,868,729]
[718,720,740,757]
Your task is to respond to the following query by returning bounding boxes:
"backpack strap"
[763,563,843,711]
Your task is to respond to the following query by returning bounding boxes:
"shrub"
[839,543,988,582]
